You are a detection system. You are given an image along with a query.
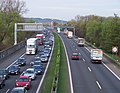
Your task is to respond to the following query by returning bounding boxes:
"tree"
[86,20,102,47]
[0,0,27,49]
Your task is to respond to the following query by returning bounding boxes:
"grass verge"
[40,32,69,93]
[40,33,58,93]
[57,37,69,93]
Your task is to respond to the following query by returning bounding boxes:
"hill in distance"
[24,18,67,24]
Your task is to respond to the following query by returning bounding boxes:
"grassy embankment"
[40,32,69,93]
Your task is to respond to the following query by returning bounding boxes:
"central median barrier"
[39,32,69,93]
[0,41,25,61]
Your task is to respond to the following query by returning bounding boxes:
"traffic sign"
[112,46,118,53]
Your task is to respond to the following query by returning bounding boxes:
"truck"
[36,34,44,45]
[77,38,85,47]
[90,49,103,63]
[67,31,73,38]
[57,27,60,33]
[26,38,38,54]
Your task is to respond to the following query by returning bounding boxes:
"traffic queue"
[0,29,54,93]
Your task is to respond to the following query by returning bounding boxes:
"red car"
[16,76,31,90]
[71,53,79,60]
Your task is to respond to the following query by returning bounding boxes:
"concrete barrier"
[0,41,25,61]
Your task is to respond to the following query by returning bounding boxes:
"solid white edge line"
[96,81,102,89]
[58,34,74,93]
[36,37,55,93]
[88,67,91,72]
[6,53,25,69]
[85,45,120,81]
[102,62,120,80]
[6,89,10,93]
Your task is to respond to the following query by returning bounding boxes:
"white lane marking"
[76,49,77,50]
[85,45,120,81]
[6,53,25,69]
[83,58,85,62]
[59,34,74,93]
[85,47,90,52]
[96,81,102,89]
[102,62,120,80]
[36,38,55,93]
[6,89,10,93]
[88,67,92,72]
[79,53,81,55]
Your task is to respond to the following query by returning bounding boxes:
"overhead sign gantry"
[14,23,44,45]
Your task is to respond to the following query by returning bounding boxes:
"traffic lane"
[70,36,120,93]
[0,54,35,93]
[60,34,103,93]
[0,47,44,93]
[72,37,120,78]
[0,32,52,92]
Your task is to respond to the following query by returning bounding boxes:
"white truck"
[77,38,85,47]
[57,27,60,33]
[90,49,103,63]
[26,38,38,54]
[67,31,73,38]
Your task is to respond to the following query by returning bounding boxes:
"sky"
[21,0,120,21]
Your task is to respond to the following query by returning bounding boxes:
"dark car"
[8,65,20,75]
[45,45,51,50]
[48,40,53,46]
[44,50,50,57]
[33,65,44,75]
[30,57,41,66]
[16,58,26,66]
[44,41,53,47]
[0,69,9,80]
[11,87,27,93]
[32,62,42,67]
[71,52,80,60]
[40,55,48,63]
[36,51,44,57]
[0,77,5,89]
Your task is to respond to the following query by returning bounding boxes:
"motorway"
[60,32,120,93]
[0,31,53,93]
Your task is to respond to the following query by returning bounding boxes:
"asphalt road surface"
[0,31,53,93]
[60,32,120,93]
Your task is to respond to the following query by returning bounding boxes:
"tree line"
[67,15,120,55]
[0,0,33,50]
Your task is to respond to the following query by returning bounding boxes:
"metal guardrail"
[0,41,25,61]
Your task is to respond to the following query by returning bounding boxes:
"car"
[71,52,79,60]
[8,65,20,75]
[11,87,27,93]
[0,69,9,80]
[45,45,52,51]
[36,51,44,57]
[0,77,5,89]
[47,40,53,46]
[30,57,41,66]
[33,65,44,75]
[43,50,50,57]
[21,68,36,80]
[15,76,31,90]
[16,58,26,66]
[32,62,42,67]
[44,41,53,47]
[40,55,48,63]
